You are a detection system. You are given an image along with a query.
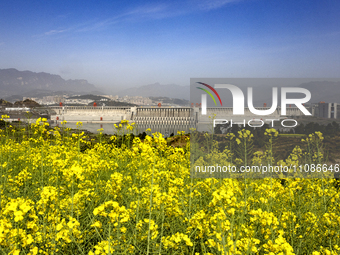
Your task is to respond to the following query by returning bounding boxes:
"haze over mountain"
[299,81,340,104]
[117,83,190,100]
[1,69,339,106]
[0,68,101,97]
[258,81,340,106]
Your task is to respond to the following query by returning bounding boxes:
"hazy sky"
[1,0,339,92]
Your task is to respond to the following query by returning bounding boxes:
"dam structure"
[50,106,133,123]
[49,105,306,127]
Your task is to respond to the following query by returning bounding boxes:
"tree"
[0,99,13,107]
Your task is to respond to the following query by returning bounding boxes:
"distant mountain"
[299,81,340,103]
[0,68,100,97]
[117,83,190,100]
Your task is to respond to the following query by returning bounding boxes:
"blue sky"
[0,0,339,92]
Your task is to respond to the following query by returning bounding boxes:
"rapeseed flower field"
[0,117,340,254]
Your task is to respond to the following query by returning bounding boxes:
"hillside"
[0,68,99,97]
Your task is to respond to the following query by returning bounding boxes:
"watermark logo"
[197,82,312,116]
[196,82,222,115]
[190,78,340,179]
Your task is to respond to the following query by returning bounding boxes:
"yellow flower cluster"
[1,114,10,120]
[0,122,339,254]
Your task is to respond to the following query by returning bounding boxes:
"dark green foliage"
[0,119,5,128]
